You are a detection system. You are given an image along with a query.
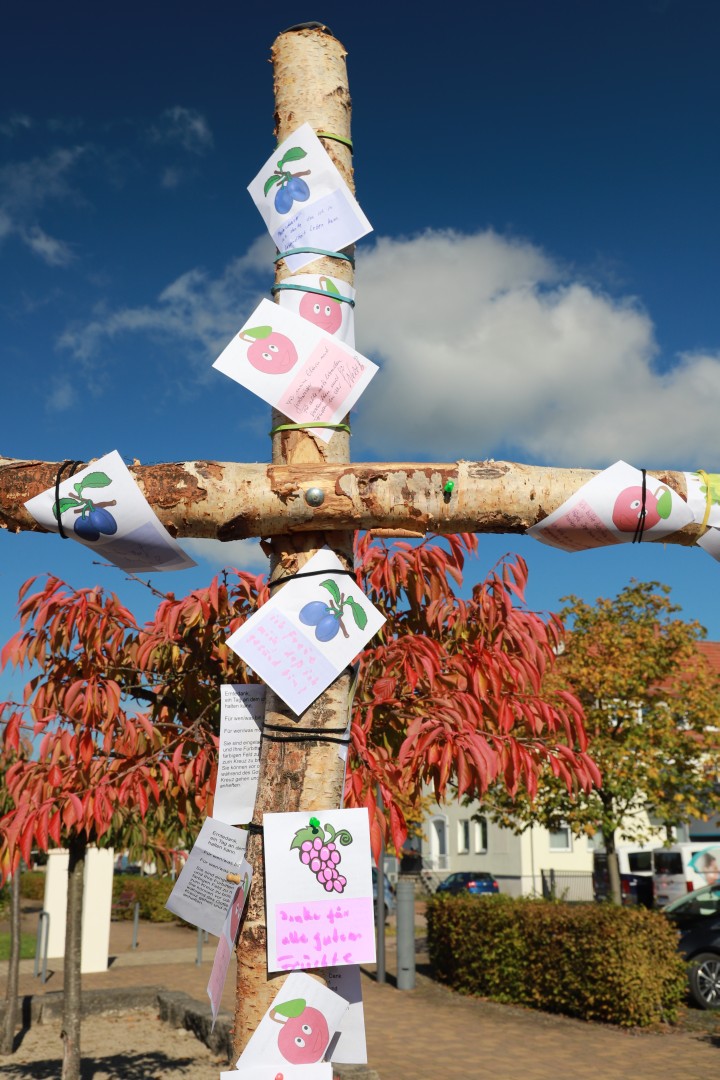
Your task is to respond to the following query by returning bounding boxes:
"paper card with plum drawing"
[224,548,385,716]
[24,449,196,573]
[264,808,376,974]
[277,273,356,347]
[206,864,253,1031]
[213,299,377,444]
[234,972,348,1072]
[527,460,693,552]
[248,122,372,274]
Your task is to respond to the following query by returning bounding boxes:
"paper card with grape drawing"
[207,862,253,1030]
[234,973,347,1072]
[213,299,377,443]
[24,449,196,573]
[212,684,265,826]
[224,548,385,716]
[277,272,356,347]
[248,122,372,273]
[527,460,693,552]
[264,808,376,973]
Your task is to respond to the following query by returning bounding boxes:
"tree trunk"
[0,456,703,546]
[604,832,623,906]
[234,25,356,1056]
[61,836,86,1080]
[0,869,21,1054]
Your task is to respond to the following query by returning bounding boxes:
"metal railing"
[541,869,594,903]
[34,910,50,984]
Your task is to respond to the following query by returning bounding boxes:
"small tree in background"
[483,580,720,904]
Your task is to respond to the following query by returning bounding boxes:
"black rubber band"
[244,822,264,835]
[632,469,647,544]
[268,568,356,590]
[54,460,84,539]
[263,729,351,745]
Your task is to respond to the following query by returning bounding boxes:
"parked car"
[436,871,499,896]
[592,850,654,907]
[663,881,720,1009]
[372,867,396,918]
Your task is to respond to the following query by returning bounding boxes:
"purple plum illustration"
[264,146,312,216]
[240,325,298,375]
[53,471,118,543]
[298,578,368,642]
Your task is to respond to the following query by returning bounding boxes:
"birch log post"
[234,25,357,1055]
[0,456,707,547]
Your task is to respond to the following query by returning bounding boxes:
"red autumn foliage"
[0,536,598,873]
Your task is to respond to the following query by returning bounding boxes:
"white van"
[652,843,720,907]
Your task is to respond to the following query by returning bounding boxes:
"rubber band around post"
[269,422,351,436]
[316,131,354,152]
[268,568,357,590]
[271,282,355,307]
[54,459,85,540]
[632,469,648,544]
[697,470,713,532]
[274,247,354,266]
[263,722,351,746]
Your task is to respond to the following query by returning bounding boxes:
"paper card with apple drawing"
[212,684,265,826]
[224,548,385,716]
[234,972,348,1071]
[277,272,356,348]
[263,807,376,974]
[213,299,377,444]
[24,449,196,573]
[206,863,253,1030]
[527,459,693,552]
[220,1066,332,1080]
[247,122,372,274]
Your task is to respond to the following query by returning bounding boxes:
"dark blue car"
[436,871,499,896]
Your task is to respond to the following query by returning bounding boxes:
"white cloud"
[45,378,77,412]
[181,537,267,572]
[0,114,33,137]
[22,224,74,266]
[0,147,83,265]
[56,227,720,470]
[150,107,214,155]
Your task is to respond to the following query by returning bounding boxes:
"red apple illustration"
[612,484,672,532]
[241,325,298,375]
[298,276,343,334]
[271,999,330,1065]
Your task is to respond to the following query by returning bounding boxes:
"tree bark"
[61,836,86,1080]
[603,832,623,906]
[234,25,356,1057]
[0,869,21,1054]
[0,456,704,546]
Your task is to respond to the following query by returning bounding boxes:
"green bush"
[426,894,687,1027]
[112,874,178,922]
[19,871,46,901]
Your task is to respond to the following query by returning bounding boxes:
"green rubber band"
[271,282,355,307]
[274,247,355,266]
[269,422,351,436]
[317,130,354,151]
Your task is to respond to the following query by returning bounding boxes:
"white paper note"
[248,123,372,273]
[213,685,265,826]
[225,548,385,716]
[165,817,248,936]
[207,863,252,1030]
[326,965,367,1064]
[213,299,377,444]
[24,450,196,573]
[221,1066,332,1080]
[264,808,376,974]
[235,972,348,1071]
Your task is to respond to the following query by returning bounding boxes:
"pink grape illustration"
[298,277,343,334]
[291,816,353,894]
[297,577,368,643]
[263,145,312,216]
[240,325,298,375]
[52,470,118,543]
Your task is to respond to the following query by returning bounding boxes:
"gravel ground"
[0,1009,228,1080]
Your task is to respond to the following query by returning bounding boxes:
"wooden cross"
[0,23,706,1056]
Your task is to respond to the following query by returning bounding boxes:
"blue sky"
[2,0,720,685]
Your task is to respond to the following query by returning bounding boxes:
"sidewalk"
[3,906,720,1080]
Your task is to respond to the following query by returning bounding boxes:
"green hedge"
[19,871,46,901]
[112,875,177,922]
[426,894,687,1027]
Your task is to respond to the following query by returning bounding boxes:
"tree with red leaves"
[0,537,599,1074]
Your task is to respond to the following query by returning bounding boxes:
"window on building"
[549,825,572,851]
[474,817,488,853]
[458,819,470,854]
